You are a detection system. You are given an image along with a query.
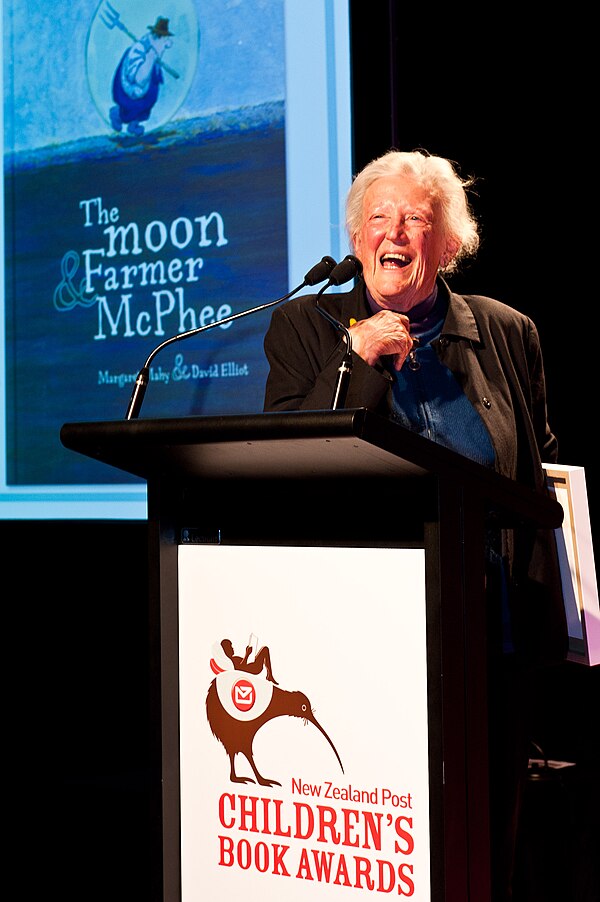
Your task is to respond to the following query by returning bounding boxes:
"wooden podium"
[60,408,563,902]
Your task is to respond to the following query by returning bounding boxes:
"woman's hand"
[349,310,415,370]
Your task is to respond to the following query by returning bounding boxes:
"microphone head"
[327,254,363,286]
[303,255,337,286]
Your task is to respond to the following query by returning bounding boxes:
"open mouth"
[380,253,411,269]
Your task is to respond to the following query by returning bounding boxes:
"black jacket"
[263,277,568,664]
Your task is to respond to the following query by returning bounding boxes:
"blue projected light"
[1,0,352,519]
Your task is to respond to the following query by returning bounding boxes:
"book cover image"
[3,0,288,487]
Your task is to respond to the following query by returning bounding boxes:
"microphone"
[314,255,363,409]
[325,254,363,287]
[124,255,337,419]
[303,255,338,286]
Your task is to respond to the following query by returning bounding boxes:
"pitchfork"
[100,2,180,79]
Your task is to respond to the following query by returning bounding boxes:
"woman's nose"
[386,216,407,240]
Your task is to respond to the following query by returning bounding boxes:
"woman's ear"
[440,238,460,268]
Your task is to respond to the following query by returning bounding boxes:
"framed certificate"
[544,464,600,666]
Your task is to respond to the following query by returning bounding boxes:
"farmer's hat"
[148,17,173,37]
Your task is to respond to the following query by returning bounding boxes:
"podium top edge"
[61,408,371,442]
[59,408,563,529]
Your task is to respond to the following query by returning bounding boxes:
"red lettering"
[316,805,340,844]
[295,847,313,880]
[333,853,351,886]
[311,849,335,881]
[341,808,360,847]
[377,858,396,893]
[272,843,291,876]
[398,862,415,896]
[362,809,383,850]
[254,841,269,873]
[237,838,252,869]
[238,795,259,833]
[218,836,291,875]
[294,802,315,839]
[354,855,375,889]
[218,793,235,829]
[394,816,414,854]
[218,835,234,867]
[273,798,291,837]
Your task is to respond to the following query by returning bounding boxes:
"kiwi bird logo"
[206,638,344,787]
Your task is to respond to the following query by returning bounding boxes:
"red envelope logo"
[232,678,255,712]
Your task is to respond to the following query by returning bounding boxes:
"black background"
[6,4,597,900]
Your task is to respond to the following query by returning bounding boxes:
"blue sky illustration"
[3,0,285,153]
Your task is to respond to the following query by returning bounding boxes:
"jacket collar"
[439,278,481,344]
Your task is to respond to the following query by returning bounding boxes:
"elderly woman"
[263,149,567,901]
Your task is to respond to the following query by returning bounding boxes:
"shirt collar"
[365,283,439,320]
[356,277,482,344]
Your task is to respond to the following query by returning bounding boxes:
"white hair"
[346,149,480,274]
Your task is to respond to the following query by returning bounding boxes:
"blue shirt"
[368,286,496,468]
[370,286,513,648]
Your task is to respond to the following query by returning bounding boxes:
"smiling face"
[353,174,452,313]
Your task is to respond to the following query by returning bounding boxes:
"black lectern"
[60,408,563,902]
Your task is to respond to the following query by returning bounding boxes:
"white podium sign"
[178,544,431,900]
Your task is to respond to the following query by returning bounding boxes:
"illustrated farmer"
[109,16,174,136]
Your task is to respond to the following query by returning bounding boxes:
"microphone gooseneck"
[124,255,338,420]
[314,254,363,410]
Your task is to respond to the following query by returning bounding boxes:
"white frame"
[544,464,600,666]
